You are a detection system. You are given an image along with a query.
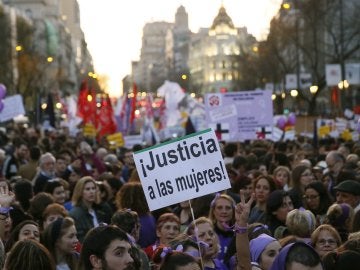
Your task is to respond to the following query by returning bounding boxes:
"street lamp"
[290,89,298,97]
[338,80,349,90]
[310,85,318,94]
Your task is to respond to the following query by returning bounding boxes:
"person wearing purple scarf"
[209,193,236,263]
[249,234,281,270]
[269,242,323,270]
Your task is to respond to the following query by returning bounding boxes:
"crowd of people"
[0,123,359,270]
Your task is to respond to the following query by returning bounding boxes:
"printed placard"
[0,95,25,122]
[205,90,273,141]
[134,129,231,211]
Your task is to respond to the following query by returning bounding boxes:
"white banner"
[326,64,341,86]
[346,63,360,85]
[205,90,273,141]
[0,95,25,122]
[285,73,312,89]
[134,129,231,211]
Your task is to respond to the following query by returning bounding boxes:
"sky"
[77,0,282,97]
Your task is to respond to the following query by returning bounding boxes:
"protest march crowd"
[0,122,359,270]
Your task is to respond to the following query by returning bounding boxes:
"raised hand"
[0,184,15,207]
[235,190,254,227]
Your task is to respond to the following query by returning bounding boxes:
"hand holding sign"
[235,191,254,227]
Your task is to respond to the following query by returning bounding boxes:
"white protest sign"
[134,129,231,211]
[205,90,273,141]
[0,95,25,122]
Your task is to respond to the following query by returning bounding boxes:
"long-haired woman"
[42,217,79,269]
[69,176,112,243]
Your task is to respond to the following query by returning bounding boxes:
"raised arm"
[0,185,14,240]
[235,191,254,270]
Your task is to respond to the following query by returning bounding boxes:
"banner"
[285,73,312,90]
[134,129,231,211]
[0,95,25,122]
[205,90,273,141]
[325,64,341,86]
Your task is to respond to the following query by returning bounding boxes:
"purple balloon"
[288,113,296,125]
[0,84,6,99]
[0,101,4,112]
[277,116,286,130]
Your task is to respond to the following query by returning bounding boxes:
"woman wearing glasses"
[311,224,341,258]
[303,181,333,226]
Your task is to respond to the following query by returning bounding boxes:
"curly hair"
[115,182,149,215]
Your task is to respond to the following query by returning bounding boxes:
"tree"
[257,0,360,115]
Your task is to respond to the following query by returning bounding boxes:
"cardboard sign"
[134,129,231,211]
[83,123,96,137]
[107,132,124,149]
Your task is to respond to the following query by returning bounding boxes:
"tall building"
[6,0,93,94]
[188,5,256,94]
[132,4,256,95]
[134,21,173,93]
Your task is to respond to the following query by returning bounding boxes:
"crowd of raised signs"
[0,124,359,270]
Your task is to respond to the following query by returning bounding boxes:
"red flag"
[331,87,339,105]
[77,81,96,125]
[129,83,137,124]
[77,80,88,119]
[97,94,117,136]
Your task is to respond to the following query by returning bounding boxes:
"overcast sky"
[77,0,282,97]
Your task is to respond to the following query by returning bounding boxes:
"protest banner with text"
[134,129,231,211]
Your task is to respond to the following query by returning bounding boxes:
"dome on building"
[210,6,235,30]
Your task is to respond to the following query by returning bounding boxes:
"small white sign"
[0,95,25,122]
[134,129,231,211]
[326,64,341,86]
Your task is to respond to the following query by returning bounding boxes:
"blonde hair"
[286,208,316,238]
[325,203,354,231]
[208,193,235,225]
[71,176,99,206]
[311,224,341,247]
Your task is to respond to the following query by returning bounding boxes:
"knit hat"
[249,233,277,263]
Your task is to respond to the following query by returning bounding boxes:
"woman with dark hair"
[43,179,67,205]
[41,217,79,269]
[28,192,55,225]
[5,239,56,270]
[265,190,294,235]
[115,182,156,248]
[249,175,276,224]
[5,219,40,252]
[289,164,314,208]
[303,181,333,226]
